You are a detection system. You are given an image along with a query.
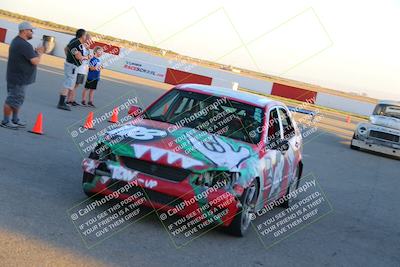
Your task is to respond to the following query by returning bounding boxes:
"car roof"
[175,83,274,107]
[378,100,400,106]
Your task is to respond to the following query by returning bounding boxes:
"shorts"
[63,62,78,90]
[5,83,27,109]
[85,79,99,90]
[76,73,86,85]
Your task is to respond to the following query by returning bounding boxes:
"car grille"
[369,130,399,143]
[108,180,184,207]
[119,156,191,182]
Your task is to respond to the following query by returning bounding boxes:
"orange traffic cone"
[83,111,95,130]
[108,108,118,123]
[28,113,44,135]
[346,115,351,123]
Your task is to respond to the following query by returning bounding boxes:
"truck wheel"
[350,134,360,150]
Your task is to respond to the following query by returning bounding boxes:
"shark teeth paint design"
[132,144,205,169]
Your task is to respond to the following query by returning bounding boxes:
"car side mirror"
[128,105,143,117]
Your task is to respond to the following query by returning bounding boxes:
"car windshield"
[143,89,264,144]
[373,104,400,119]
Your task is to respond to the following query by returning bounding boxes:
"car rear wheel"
[226,179,258,237]
[281,165,300,208]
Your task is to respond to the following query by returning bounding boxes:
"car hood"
[370,115,400,131]
[102,119,258,172]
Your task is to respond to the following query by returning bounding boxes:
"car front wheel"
[82,151,99,198]
[226,179,258,237]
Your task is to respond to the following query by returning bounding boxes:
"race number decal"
[108,126,167,141]
[202,137,226,153]
[188,135,250,170]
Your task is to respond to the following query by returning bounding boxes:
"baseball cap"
[18,21,35,31]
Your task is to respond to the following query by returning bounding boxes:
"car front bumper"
[351,139,400,158]
[82,158,240,227]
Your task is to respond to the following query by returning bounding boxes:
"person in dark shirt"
[57,29,88,111]
[66,34,91,106]
[1,21,44,130]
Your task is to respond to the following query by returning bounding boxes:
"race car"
[82,84,304,236]
[351,100,400,158]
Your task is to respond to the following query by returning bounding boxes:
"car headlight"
[195,171,239,188]
[93,143,116,161]
[358,126,367,135]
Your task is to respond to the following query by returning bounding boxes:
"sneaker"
[57,103,71,111]
[81,101,86,106]
[71,101,80,106]
[12,120,27,128]
[0,121,19,130]
[88,102,96,108]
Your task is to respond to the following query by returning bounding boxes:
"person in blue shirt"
[81,46,103,107]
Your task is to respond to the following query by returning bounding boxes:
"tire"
[82,172,96,198]
[350,134,360,150]
[82,151,99,198]
[226,179,258,237]
[281,165,300,209]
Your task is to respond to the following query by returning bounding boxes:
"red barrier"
[271,83,317,103]
[89,41,120,55]
[0,28,6,43]
[165,68,212,85]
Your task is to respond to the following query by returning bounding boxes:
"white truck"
[351,100,400,158]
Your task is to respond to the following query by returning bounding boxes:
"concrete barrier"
[89,41,120,56]
[271,83,317,103]
[0,27,6,43]
[165,68,212,85]
[315,92,375,116]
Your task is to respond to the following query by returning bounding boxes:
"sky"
[0,0,399,100]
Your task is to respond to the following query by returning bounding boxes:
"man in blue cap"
[1,21,44,129]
